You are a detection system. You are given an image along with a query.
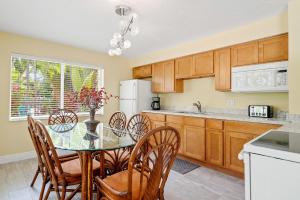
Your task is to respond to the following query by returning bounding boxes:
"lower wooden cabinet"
[184,125,205,161]
[206,129,224,166]
[166,122,184,154]
[225,131,254,173]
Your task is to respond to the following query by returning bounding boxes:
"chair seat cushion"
[96,169,148,200]
[55,158,100,181]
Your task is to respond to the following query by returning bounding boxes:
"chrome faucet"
[193,101,202,113]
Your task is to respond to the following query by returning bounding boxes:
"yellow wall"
[0,32,131,156]
[129,11,289,112]
[288,0,300,114]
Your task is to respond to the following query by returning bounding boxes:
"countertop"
[143,109,291,125]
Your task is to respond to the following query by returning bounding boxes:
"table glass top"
[46,123,136,151]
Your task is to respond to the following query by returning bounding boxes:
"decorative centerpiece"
[70,87,114,132]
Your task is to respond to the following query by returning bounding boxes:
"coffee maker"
[151,97,160,110]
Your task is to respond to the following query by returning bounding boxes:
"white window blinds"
[10,54,102,120]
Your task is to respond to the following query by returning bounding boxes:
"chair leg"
[38,177,47,200]
[44,184,52,200]
[60,186,66,200]
[30,167,40,187]
[55,187,61,200]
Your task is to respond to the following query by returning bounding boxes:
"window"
[10,54,103,121]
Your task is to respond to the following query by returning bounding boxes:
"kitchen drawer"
[206,119,223,130]
[143,113,165,122]
[184,117,205,127]
[166,115,184,124]
[224,121,281,135]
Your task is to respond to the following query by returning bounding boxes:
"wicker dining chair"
[127,113,151,142]
[28,116,78,200]
[48,109,79,133]
[95,126,181,200]
[34,121,100,200]
[102,112,130,175]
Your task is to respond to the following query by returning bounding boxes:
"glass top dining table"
[46,122,136,151]
[45,122,136,200]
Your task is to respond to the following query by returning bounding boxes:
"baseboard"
[0,151,36,165]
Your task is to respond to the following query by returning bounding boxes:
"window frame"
[9,53,104,121]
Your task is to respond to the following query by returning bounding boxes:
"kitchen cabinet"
[259,33,288,63]
[206,119,224,166]
[166,115,184,154]
[144,113,165,129]
[192,51,214,77]
[214,48,231,91]
[184,125,206,161]
[152,60,183,93]
[132,64,152,79]
[231,41,259,67]
[225,131,254,173]
[224,121,281,174]
[175,55,193,79]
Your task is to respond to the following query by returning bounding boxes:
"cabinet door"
[132,65,152,79]
[214,48,231,91]
[163,60,183,93]
[259,34,288,63]
[225,131,254,173]
[167,122,184,154]
[184,126,205,161]
[231,41,259,67]
[151,120,165,130]
[192,51,214,77]
[152,63,164,93]
[175,56,193,79]
[206,129,224,166]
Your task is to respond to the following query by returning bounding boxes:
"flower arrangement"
[69,87,117,132]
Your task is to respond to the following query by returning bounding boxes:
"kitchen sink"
[174,111,207,115]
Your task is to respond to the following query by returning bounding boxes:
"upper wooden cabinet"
[175,55,193,79]
[192,51,214,77]
[231,41,259,67]
[259,33,288,63]
[132,65,152,79]
[152,60,183,93]
[214,48,231,91]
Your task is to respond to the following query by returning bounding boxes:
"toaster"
[248,105,273,118]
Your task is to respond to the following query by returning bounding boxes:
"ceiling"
[0,0,289,57]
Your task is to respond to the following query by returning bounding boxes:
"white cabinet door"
[251,154,300,200]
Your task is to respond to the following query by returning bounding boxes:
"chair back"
[127,126,181,200]
[48,109,78,125]
[127,114,151,142]
[27,116,45,171]
[109,112,127,136]
[35,121,65,186]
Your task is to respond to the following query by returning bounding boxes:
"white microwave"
[231,61,288,93]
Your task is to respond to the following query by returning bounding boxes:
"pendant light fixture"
[108,5,139,56]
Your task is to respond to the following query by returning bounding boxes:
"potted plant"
[69,87,114,132]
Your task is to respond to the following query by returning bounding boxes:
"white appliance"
[232,61,288,93]
[119,80,152,117]
[240,130,300,200]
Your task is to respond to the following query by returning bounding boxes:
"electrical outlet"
[227,99,235,107]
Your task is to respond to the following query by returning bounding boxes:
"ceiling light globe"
[108,49,115,56]
[119,20,127,30]
[113,33,122,39]
[129,12,138,20]
[114,48,122,56]
[110,38,118,47]
[123,40,131,49]
[130,26,139,36]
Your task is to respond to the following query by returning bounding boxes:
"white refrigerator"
[119,80,153,118]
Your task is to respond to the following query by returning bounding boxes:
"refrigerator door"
[120,80,137,100]
[119,99,137,118]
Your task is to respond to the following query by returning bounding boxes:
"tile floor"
[0,159,244,200]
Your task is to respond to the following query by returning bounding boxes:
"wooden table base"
[78,151,94,200]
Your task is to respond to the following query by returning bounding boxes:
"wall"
[288,0,300,114]
[129,11,289,112]
[0,32,131,156]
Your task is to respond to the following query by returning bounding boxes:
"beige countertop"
[143,109,291,125]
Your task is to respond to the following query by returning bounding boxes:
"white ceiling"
[0,0,289,57]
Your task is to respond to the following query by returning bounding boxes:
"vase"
[84,108,100,133]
